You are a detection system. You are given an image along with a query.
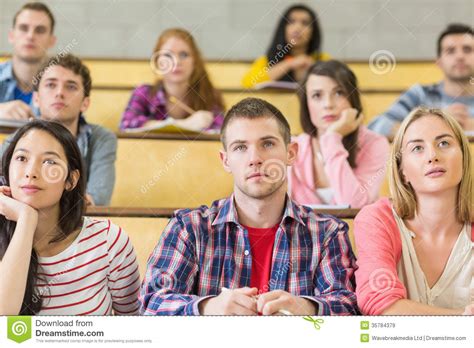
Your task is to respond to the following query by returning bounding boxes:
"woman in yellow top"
[242,4,330,88]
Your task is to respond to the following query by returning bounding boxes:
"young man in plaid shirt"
[140,97,359,315]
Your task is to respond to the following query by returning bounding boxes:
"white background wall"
[1,0,473,61]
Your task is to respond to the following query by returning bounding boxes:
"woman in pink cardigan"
[354,107,473,315]
[288,60,389,208]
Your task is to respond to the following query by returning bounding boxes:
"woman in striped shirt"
[0,120,140,315]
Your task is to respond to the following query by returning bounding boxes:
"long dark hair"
[0,120,86,314]
[299,60,361,168]
[266,4,322,82]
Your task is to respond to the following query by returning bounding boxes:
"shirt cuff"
[299,296,323,315]
[193,295,217,315]
[368,117,397,137]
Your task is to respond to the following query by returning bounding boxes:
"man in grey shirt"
[369,23,474,136]
[1,54,116,206]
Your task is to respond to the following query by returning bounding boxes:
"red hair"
[151,28,224,112]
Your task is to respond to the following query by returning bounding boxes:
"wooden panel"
[112,138,233,208]
[86,206,360,219]
[348,62,442,91]
[86,88,399,134]
[86,89,130,131]
[344,219,356,256]
[1,57,441,90]
[222,91,302,134]
[82,59,441,91]
[84,60,251,90]
[361,93,399,124]
[85,60,155,88]
[86,89,304,133]
[206,62,251,89]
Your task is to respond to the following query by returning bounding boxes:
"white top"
[316,187,334,205]
[36,218,140,315]
[393,211,473,309]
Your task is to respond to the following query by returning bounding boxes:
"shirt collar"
[212,194,306,228]
[0,61,14,83]
[76,114,92,154]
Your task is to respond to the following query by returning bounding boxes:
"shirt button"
[244,250,250,256]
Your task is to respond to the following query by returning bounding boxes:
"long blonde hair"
[150,28,224,112]
[389,107,473,222]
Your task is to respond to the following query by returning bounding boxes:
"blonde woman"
[354,107,473,315]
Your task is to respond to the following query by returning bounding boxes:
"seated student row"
[0,3,473,208]
[0,53,390,208]
[0,99,472,316]
[0,3,472,316]
[1,3,473,135]
[1,52,472,209]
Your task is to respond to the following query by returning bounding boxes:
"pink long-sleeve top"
[288,126,390,208]
[354,197,474,315]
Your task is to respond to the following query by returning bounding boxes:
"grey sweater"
[368,82,474,136]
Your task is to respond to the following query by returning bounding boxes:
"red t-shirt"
[243,223,279,294]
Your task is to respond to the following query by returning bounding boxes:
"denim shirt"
[0,60,39,114]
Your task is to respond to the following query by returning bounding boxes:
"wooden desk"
[86,206,360,219]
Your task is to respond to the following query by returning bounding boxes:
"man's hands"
[199,287,258,315]
[257,290,317,316]
[199,287,317,316]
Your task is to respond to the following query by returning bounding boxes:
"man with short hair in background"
[369,23,474,136]
[0,2,56,120]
